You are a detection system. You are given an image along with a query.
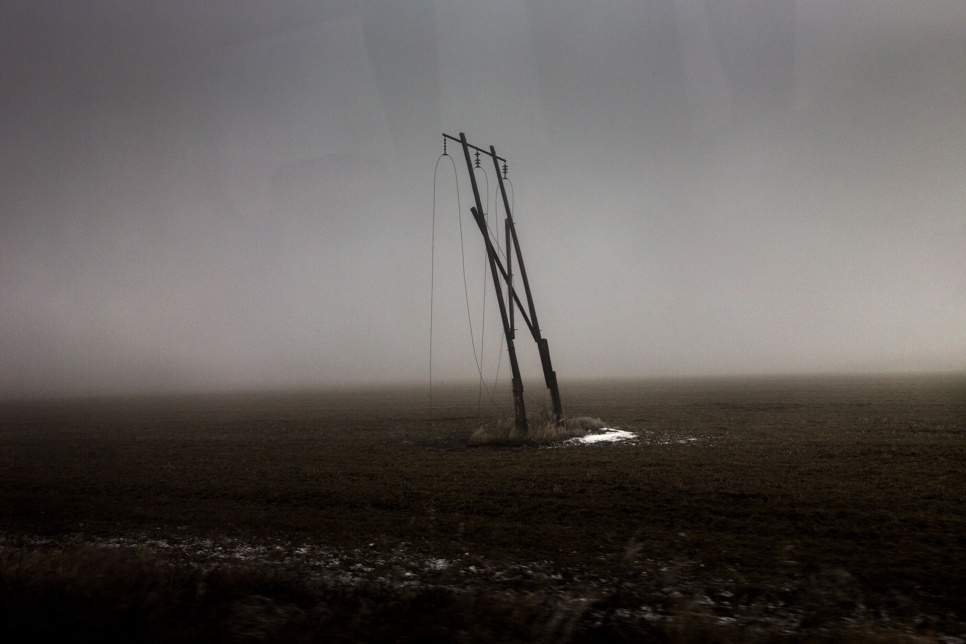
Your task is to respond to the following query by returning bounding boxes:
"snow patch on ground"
[570,428,636,444]
[549,428,713,449]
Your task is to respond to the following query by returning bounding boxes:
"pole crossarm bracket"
[443,133,507,165]
[445,132,563,429]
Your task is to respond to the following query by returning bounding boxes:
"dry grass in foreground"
[1,533,948,643]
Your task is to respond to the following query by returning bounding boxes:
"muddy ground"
[1,375,964,641]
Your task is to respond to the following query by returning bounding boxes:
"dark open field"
[1,375,964,642]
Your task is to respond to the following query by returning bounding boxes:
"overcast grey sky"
[2,1,964,397]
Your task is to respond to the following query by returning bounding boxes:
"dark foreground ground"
[1,375,964,642]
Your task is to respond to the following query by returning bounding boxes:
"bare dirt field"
[1,375,964,642]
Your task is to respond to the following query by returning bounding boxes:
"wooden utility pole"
[444,132,563,433]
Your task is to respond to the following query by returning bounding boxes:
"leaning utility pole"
[444,132,563,434]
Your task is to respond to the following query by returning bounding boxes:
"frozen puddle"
[552,429,711,448]
[568,428,636,445]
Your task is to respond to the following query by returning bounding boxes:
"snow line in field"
[1,531,958,639]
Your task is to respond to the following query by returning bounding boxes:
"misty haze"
[2,1,963,397]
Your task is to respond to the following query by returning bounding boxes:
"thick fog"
[2,1,964,397]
